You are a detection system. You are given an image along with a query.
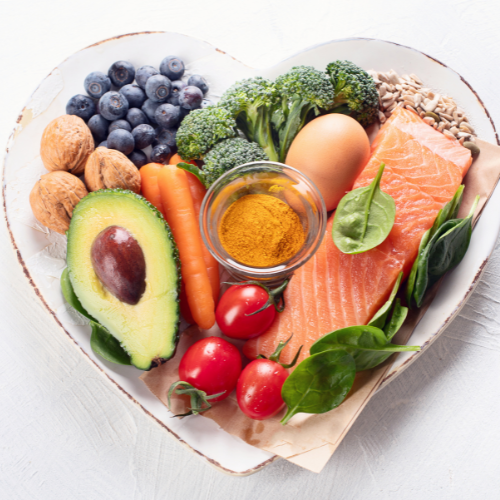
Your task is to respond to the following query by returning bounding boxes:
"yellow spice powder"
[219,194,305,267]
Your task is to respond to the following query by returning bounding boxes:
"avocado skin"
[67,189,181,370]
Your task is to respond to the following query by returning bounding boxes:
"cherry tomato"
[216,280,289,340]
[179,337,241,402]
[236,359,289,420]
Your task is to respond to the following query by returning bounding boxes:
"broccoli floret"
[176,107,237,160]
[218,77,279,162]
[202,138,268,187]
[273,66,335,162]
[326,60,379,127]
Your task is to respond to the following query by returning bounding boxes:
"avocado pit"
[91,225,146,305]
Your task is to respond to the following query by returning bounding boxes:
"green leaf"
[60,268,95,321]
[90,322,131,366]
[405,229,431,308]
[406,185,465,308]
[368,272,402,329]
[176,162,206,186]
[384,299,408,342]
[413,196,479,308]
[429,185,464,238]
[333,163,396,254]
[61,268,131,366]
[310,325,419,372]
[281,350,356,424]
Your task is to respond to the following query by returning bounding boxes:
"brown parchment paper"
[141,137,500,473]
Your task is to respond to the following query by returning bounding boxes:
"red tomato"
[179,337,241,402]
[236,359,289,420]
[216,285,277,340]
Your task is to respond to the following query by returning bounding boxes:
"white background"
[2,0,500,498]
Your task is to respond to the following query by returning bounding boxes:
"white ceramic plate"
[3,33,498,476]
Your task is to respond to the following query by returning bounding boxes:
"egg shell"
[285,114,371,211]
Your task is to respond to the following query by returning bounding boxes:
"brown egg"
[285,114,370,211]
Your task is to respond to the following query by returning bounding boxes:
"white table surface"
[2,1,500,498]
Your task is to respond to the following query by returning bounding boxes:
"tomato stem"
[224,279,289,315]
[265,334,303,369]
[167,380,225,417]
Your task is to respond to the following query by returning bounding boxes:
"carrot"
[169,153,197,166]
[184,172,220,305]
[140,163,165,217]
[158,165,215,330]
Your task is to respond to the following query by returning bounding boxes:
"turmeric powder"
[219,194,305,267]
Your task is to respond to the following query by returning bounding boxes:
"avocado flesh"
[67,190,180,370]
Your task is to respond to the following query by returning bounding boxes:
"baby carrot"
[184,171,220,305]
[158,165,215,330]
[140,163,165,217]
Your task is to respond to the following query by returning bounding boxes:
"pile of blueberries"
[66,57,210,168]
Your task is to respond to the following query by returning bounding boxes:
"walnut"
[85,147,141,193]
[29,171,88,234]
[40,115,94,175]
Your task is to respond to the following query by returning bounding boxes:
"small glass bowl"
[200,161,327,284]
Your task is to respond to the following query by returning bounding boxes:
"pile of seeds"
[367,69,478,152]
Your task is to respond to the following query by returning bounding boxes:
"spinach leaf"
[368,272,403,329]
[405,228,431,307]
[90,323,131,366]
[60,268,95,321]
[413,196,479,308]
[333,163,396,254]
[405,185,465,307]
[280,350,356,424]
[384,299,408,342]
[310,325,419,372]
[60,268,131,366]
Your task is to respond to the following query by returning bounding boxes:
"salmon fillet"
[243,107,472,364]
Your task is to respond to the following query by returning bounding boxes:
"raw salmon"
[243,107,472,364]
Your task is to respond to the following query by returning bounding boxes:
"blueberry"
[154,127,177,148]
[107,129,135,156]
[99,91,129,121]
[142,99,160,124]
[84,71,111,99]
[160,56,185,80]
[66,94,96,121]
[128,150,148,168]
[201,98,214,109]
[127,108,149,128]
[108,119,132,134]
[132,124,155,150]
[145,74,172,103]
[178,86,203,110]
[119,84,146,109]
[108,61,135,88]
[151,144,171,164]
[168,80,186,106]
[135,65,159,90]
[187,75,209,95]
[154,103,180,129]
[99,141,108,148]
[88,114,109,143]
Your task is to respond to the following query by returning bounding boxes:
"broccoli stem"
[255,108,279,162]
[277,100,314,163]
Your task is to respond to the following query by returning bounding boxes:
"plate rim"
[3,31,498,475]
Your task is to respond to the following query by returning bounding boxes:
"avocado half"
[67,189,180,370]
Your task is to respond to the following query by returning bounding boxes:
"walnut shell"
[40,115,94,175]
[85,147,141,193]
[29,171,88,234]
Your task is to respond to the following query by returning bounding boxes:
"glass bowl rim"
[199,160,328,279]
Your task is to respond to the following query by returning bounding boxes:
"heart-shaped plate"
[3,32,499,475]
